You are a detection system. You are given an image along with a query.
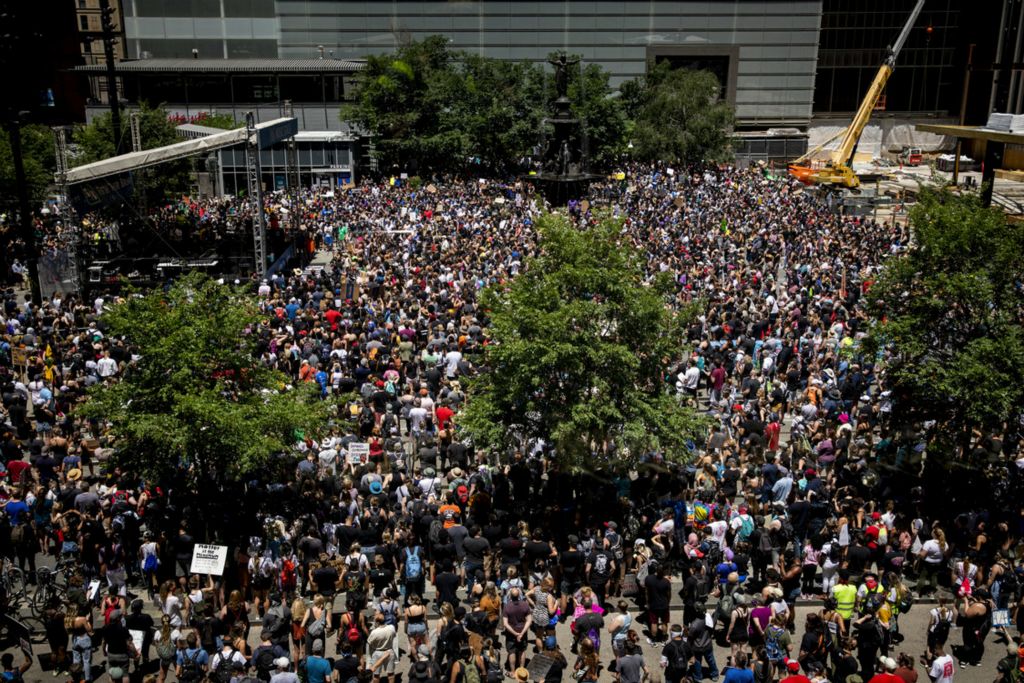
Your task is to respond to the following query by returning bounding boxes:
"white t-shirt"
[444,350,463,377]
[318,448,338,470]
[708,520,729,549]
[929,654,955,683]
[97,357,118,377]
[921,539,945,564]
[409,407,428,431]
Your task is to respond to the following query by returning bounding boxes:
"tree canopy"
[623,62,735,165]
[460,212,706,470]
[78,274,331,490]
[73,102,192,198]
[866,189,1024,459]
[345,37,627,176]
[0,123,55,208]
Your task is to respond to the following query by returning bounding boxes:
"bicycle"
[30,566,67,617]
[1,558,26,598]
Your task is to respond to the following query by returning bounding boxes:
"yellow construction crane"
[790,0,925,188]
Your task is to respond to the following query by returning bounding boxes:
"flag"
[720,217,730,236]
[338,226,348,240]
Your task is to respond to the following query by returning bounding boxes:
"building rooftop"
[73,58,365,75]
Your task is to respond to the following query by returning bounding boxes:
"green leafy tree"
[72,102,191,198]
[449,54,545,174]
[191,111,242,130]
[866,189,1024,462]
[461,213,706,470]
[78,274,331,492]
[0,124,55,208]
[626,63,734,165]
[73,102,180,164]
[345,36,464,174]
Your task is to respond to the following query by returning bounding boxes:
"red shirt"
[436,406,455,430]
[324,309,342,330]
[781,676,811,683]
[6,460,30,483]
[869,674,904,683]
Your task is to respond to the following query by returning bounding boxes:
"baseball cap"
[544,636,557,650]
[369,481,383,495]
[785,659,800,672]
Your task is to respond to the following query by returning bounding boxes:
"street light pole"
[99,0,124,155]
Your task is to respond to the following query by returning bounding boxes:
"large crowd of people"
[1,164,1022,683]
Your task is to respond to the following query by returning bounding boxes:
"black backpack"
[213,648,241,683]
[179,649,204,683]
[668,639,689,670]
[253,645,277,682]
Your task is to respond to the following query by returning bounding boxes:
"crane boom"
[831,0,925,168]
[790,0,925,188]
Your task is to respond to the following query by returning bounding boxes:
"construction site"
[786,0,1024,222]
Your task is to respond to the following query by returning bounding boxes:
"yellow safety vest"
[833,584,857,619]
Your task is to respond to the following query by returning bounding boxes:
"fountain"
[531,52,601,205]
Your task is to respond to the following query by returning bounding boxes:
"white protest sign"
[189,544,228,576]
[129,629,145,654]
[348,442,369,464]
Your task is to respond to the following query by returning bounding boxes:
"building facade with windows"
[88,1,1010,166]
[119,0,823,130]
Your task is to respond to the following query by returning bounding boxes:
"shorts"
[370,650,395,675]
[506,633,528,652]
[648,608,670,624]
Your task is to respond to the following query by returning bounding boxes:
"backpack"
[765,625,785,662]
[254,646,277,682]
[345,615,361,644]
[307,610,325,637]
[379,600,398,627]
[757,529,774,555]
[405,546,423,580]
[1002,565,1021,600]
[715,591,736,627]
[737,515,755,542]
[932,611,952,643]
[483,654,503,683]
[694,574,710,605]
[896,588,914,613]
[155,637,176,661]
[461,659,482,683]
[213,648,240,683]
[179,649,204,683]
[429,519,445,546]
[668,639,689,670]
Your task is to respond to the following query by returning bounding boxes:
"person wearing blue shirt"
[175,632,209,682]
[722,652,755,683]
[1,495,29,525]
[304,640,333,683]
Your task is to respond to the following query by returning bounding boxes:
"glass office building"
[121,0,822,129]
